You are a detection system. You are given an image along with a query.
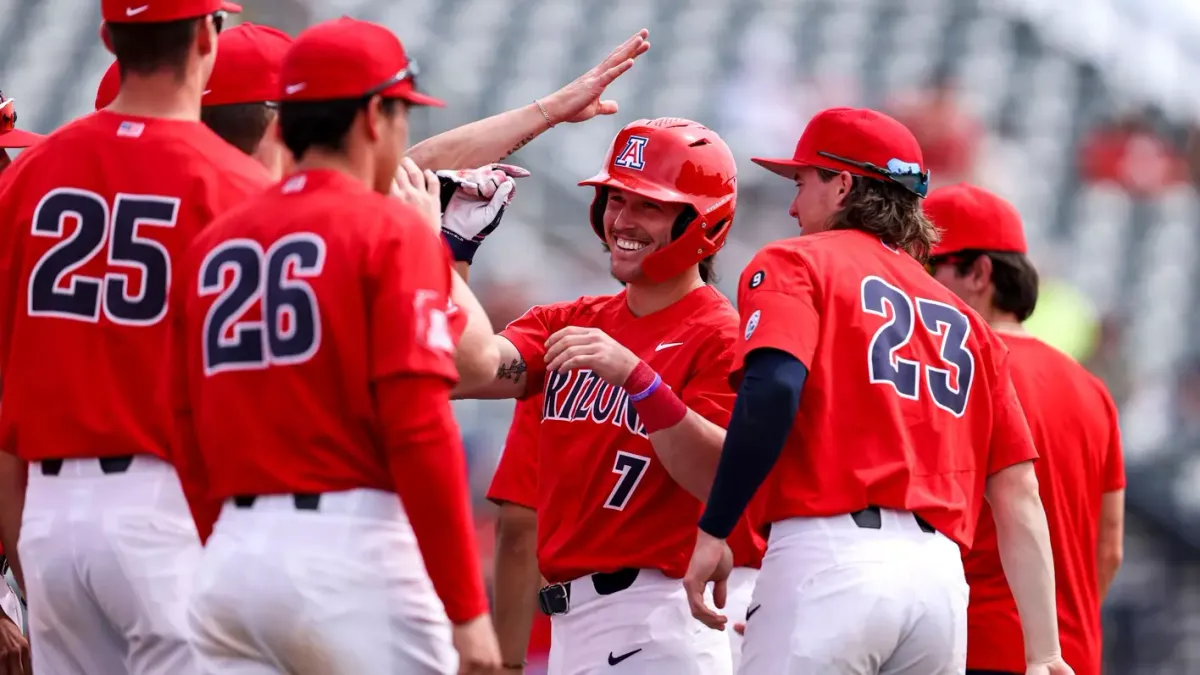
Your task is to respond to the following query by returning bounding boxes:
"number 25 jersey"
[0,112,270,461]
[737,230,1037,550]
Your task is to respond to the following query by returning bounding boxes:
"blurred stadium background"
[5,0,1200,671]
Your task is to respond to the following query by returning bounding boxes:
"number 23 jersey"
[738,230,1037,550]
[501,285,748,583]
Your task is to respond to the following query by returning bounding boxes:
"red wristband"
[624,361,687,433]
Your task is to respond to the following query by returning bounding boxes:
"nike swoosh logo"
[655,342,684,352]
[284,83,306,95]
[125,5,150,16]
[607,648,642,666]
[746,603,761,620]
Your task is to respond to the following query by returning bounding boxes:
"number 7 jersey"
[736,230,1037,550]
[0,112,270,461]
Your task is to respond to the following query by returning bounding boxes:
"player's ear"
[967,254,993,292]
[197,16,217,57]
[99,22,114,55]
[837,171,853,202]
[363,95,385,143]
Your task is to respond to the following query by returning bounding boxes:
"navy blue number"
[29,190,178,324]
[917,299,975,416]
[105,195,177,325]
[200,241,264,373]
[200,234,325,375]
[861,276,975,417]
[862,277,920,398]
[264,236,323,363]
[604,451,650,511]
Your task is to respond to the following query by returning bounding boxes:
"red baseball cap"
[925,183,1028,257]
[95,61,120,110]
[0,93,43,149]
[102,0,241,24]
[203,23,292,106]
[280,17,443,106]
[753,107,930,197]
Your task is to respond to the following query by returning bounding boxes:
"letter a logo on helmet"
[613,135,649,170]
[579,118,738,283]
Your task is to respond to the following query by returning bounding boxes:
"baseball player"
[683,107,1071,675]
[199,23,295,177]
[0,90,37,674]
[487,393,766,673]
[924,184,1126,675]
[455,117,758,674]
[169,17,506,674]
[0,2,269,673]
[487,394,553,672]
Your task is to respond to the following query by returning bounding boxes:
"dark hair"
[108,18,202,80]
[201,103,276,155]
[948,250,1039,321]
[279,97,403,160]
[816,168,940,262]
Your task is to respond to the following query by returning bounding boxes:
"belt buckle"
[537,583,569,616]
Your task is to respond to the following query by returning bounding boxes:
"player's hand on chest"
[544,325,693,387]
[544,326,641,387]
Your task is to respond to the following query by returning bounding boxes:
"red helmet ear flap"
[640,192,735,283]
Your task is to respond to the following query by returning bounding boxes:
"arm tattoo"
[503,133,539,160]
[496,357,527,382]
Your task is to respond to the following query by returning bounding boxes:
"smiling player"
[457,117,752,674]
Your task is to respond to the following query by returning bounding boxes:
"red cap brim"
[750,157,807,179]
[221,2,243,12]
[0,128,43,149]
[393,88,446,107]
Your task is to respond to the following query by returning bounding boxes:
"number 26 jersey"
[736,230,1037,550]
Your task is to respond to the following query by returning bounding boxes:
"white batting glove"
[437,164,530,263]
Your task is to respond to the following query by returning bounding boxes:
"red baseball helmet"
[579,118,736,282]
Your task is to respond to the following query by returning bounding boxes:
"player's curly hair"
[817,169,940,262]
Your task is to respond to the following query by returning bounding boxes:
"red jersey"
[487,392,766,568]
[964,333,1126,675]
[171,169,458,497]
[501,285,763,582]
[736,231,1038,549]
[487,395,543,510]
[0,111,269,461]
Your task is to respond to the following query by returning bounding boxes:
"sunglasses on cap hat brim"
[817,151,930,198]
[362,59,443,106]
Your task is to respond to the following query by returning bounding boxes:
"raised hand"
[539,29,651,125]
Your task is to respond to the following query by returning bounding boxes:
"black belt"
[850,505,936,534]
[538,567,639,616]
[233,493,322,511]
[40,455,135,476]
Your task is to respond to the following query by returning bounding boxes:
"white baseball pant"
[723,566,758,672]
[18,454,202,675]
[188,488,456,675]
[738,509,968,675]
[547,568,732,675]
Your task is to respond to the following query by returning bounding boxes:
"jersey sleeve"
[499,302,574,397]
[368,207,458,384]
[1100,387,1127,491]
[680,323,738,427]
[987,348,1039,475]
[733,244,821,380]
[486,394,542,509]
